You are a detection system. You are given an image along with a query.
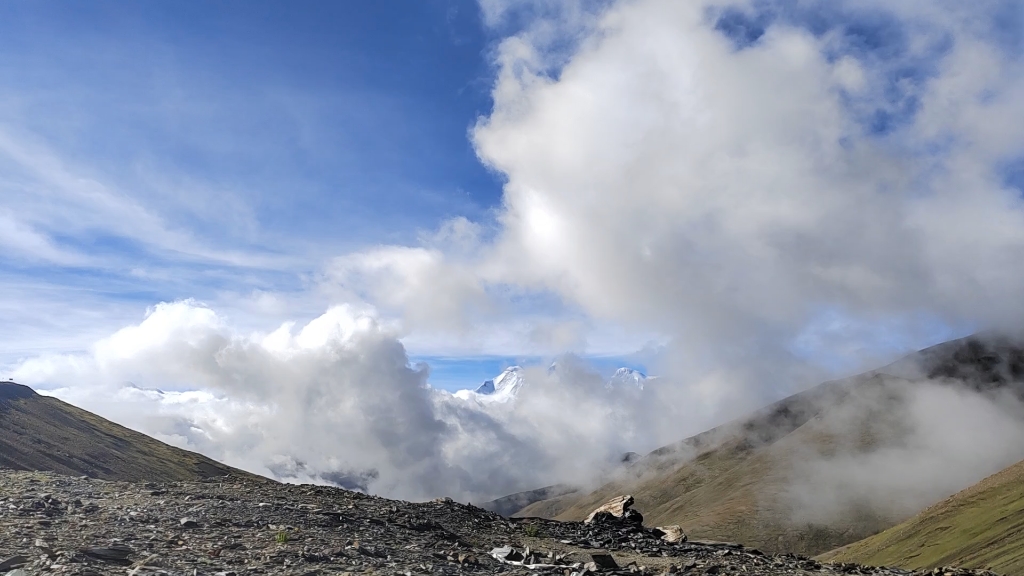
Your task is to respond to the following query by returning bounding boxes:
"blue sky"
[0,0,502,247]
[0,0,648,390]
[2,2,437,370]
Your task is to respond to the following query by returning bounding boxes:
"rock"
[585,495,638,524]
[0,556,28,572]
[590,553,619,569]
[179,517,199,528]
[490,546,581,570]
[82,544,134,561]
[653,525,687,543]
[490,546,524,562]
[623,508,644,523]
[589,508,644,525]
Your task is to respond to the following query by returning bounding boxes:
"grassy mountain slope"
[518,378,899,555]
[515,336,1024,557]
[0,381,255,482]
[818,458,1024,574]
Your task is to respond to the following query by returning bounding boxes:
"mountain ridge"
[0,381,257,483]
[510,335,1024,557]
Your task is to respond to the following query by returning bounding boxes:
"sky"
[0,0,658,388]
[4,0,1024,501]
[0,0,518,387]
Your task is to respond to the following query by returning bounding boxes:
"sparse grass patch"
[523,523,541,537]
[275,530,290,544]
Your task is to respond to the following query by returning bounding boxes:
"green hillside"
[514,335,1024,557]
[818,457,1024,574]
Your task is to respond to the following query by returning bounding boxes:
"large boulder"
[584,495,643,524]
[653,525,687,543]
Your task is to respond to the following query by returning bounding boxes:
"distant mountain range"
[453,365,648,403]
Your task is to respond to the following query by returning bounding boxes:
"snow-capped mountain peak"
[479,366,525,401]
[455,366,525,403]
[453,364,652,404]
[609,367,647,390]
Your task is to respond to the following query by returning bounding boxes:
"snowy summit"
[454,366,525,403]
[609,367,647,390]
[453,365,648,403]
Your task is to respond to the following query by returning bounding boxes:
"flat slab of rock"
[81,544,133,562]
[0,556,28,571]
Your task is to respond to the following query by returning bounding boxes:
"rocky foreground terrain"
[0,471,1001,576]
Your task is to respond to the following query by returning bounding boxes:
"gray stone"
[81,544,133,561]
[591,553,619,569]
[0,556,27,572]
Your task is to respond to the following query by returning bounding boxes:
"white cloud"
[311,0,1024,451]
[786,379,1024,525]
[11,300,722,501]
[466,0,1024,386]
[325,245,492,332]
[0,126,303,276]
[0,209,90,266]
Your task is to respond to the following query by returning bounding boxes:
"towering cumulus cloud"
[12,301,690,501]
[473,0,1024,383]
[11,0,1024,505]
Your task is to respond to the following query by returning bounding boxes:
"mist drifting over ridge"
[6,0,1024,526]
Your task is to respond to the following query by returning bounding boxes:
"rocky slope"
[513,336,1024,557]
[0,470,1000,576]
[0,382,251,482]
[819,457,1024,574]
